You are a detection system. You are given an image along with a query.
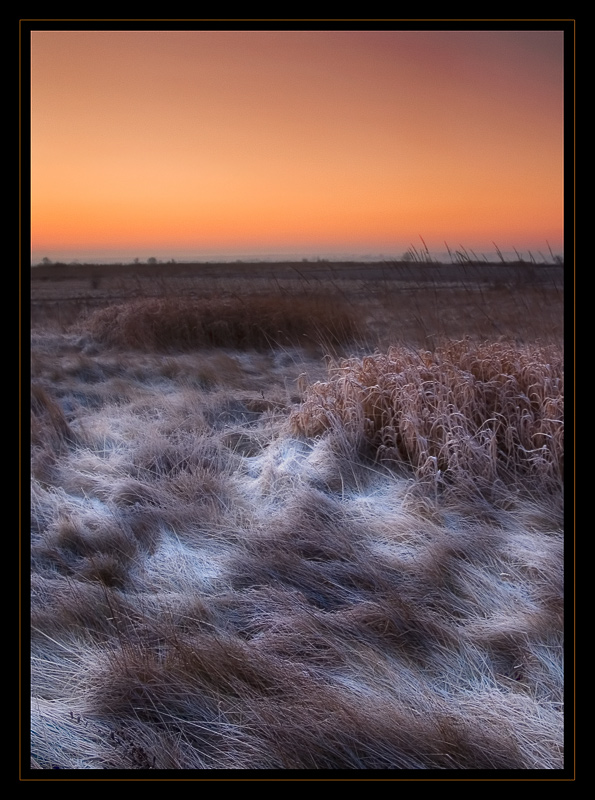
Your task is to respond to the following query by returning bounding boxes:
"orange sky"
[30,29,565,262]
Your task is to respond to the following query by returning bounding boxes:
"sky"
[29,28,565,264]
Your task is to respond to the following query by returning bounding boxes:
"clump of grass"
[290,338,563,492]
[84,294,361,353]
[31,384,80,486]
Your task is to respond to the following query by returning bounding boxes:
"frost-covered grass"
[28,268,565,772]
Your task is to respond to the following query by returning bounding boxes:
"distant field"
[30,258,564,292]
[29,261,565,771]
[31,259,564,347]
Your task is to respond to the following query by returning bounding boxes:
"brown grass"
[290,338,563,495]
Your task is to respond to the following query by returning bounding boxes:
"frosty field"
[28,260,565,772]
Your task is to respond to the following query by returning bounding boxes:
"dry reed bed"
[84,294,361,353]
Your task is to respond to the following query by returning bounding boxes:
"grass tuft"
[290,338,563,493]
